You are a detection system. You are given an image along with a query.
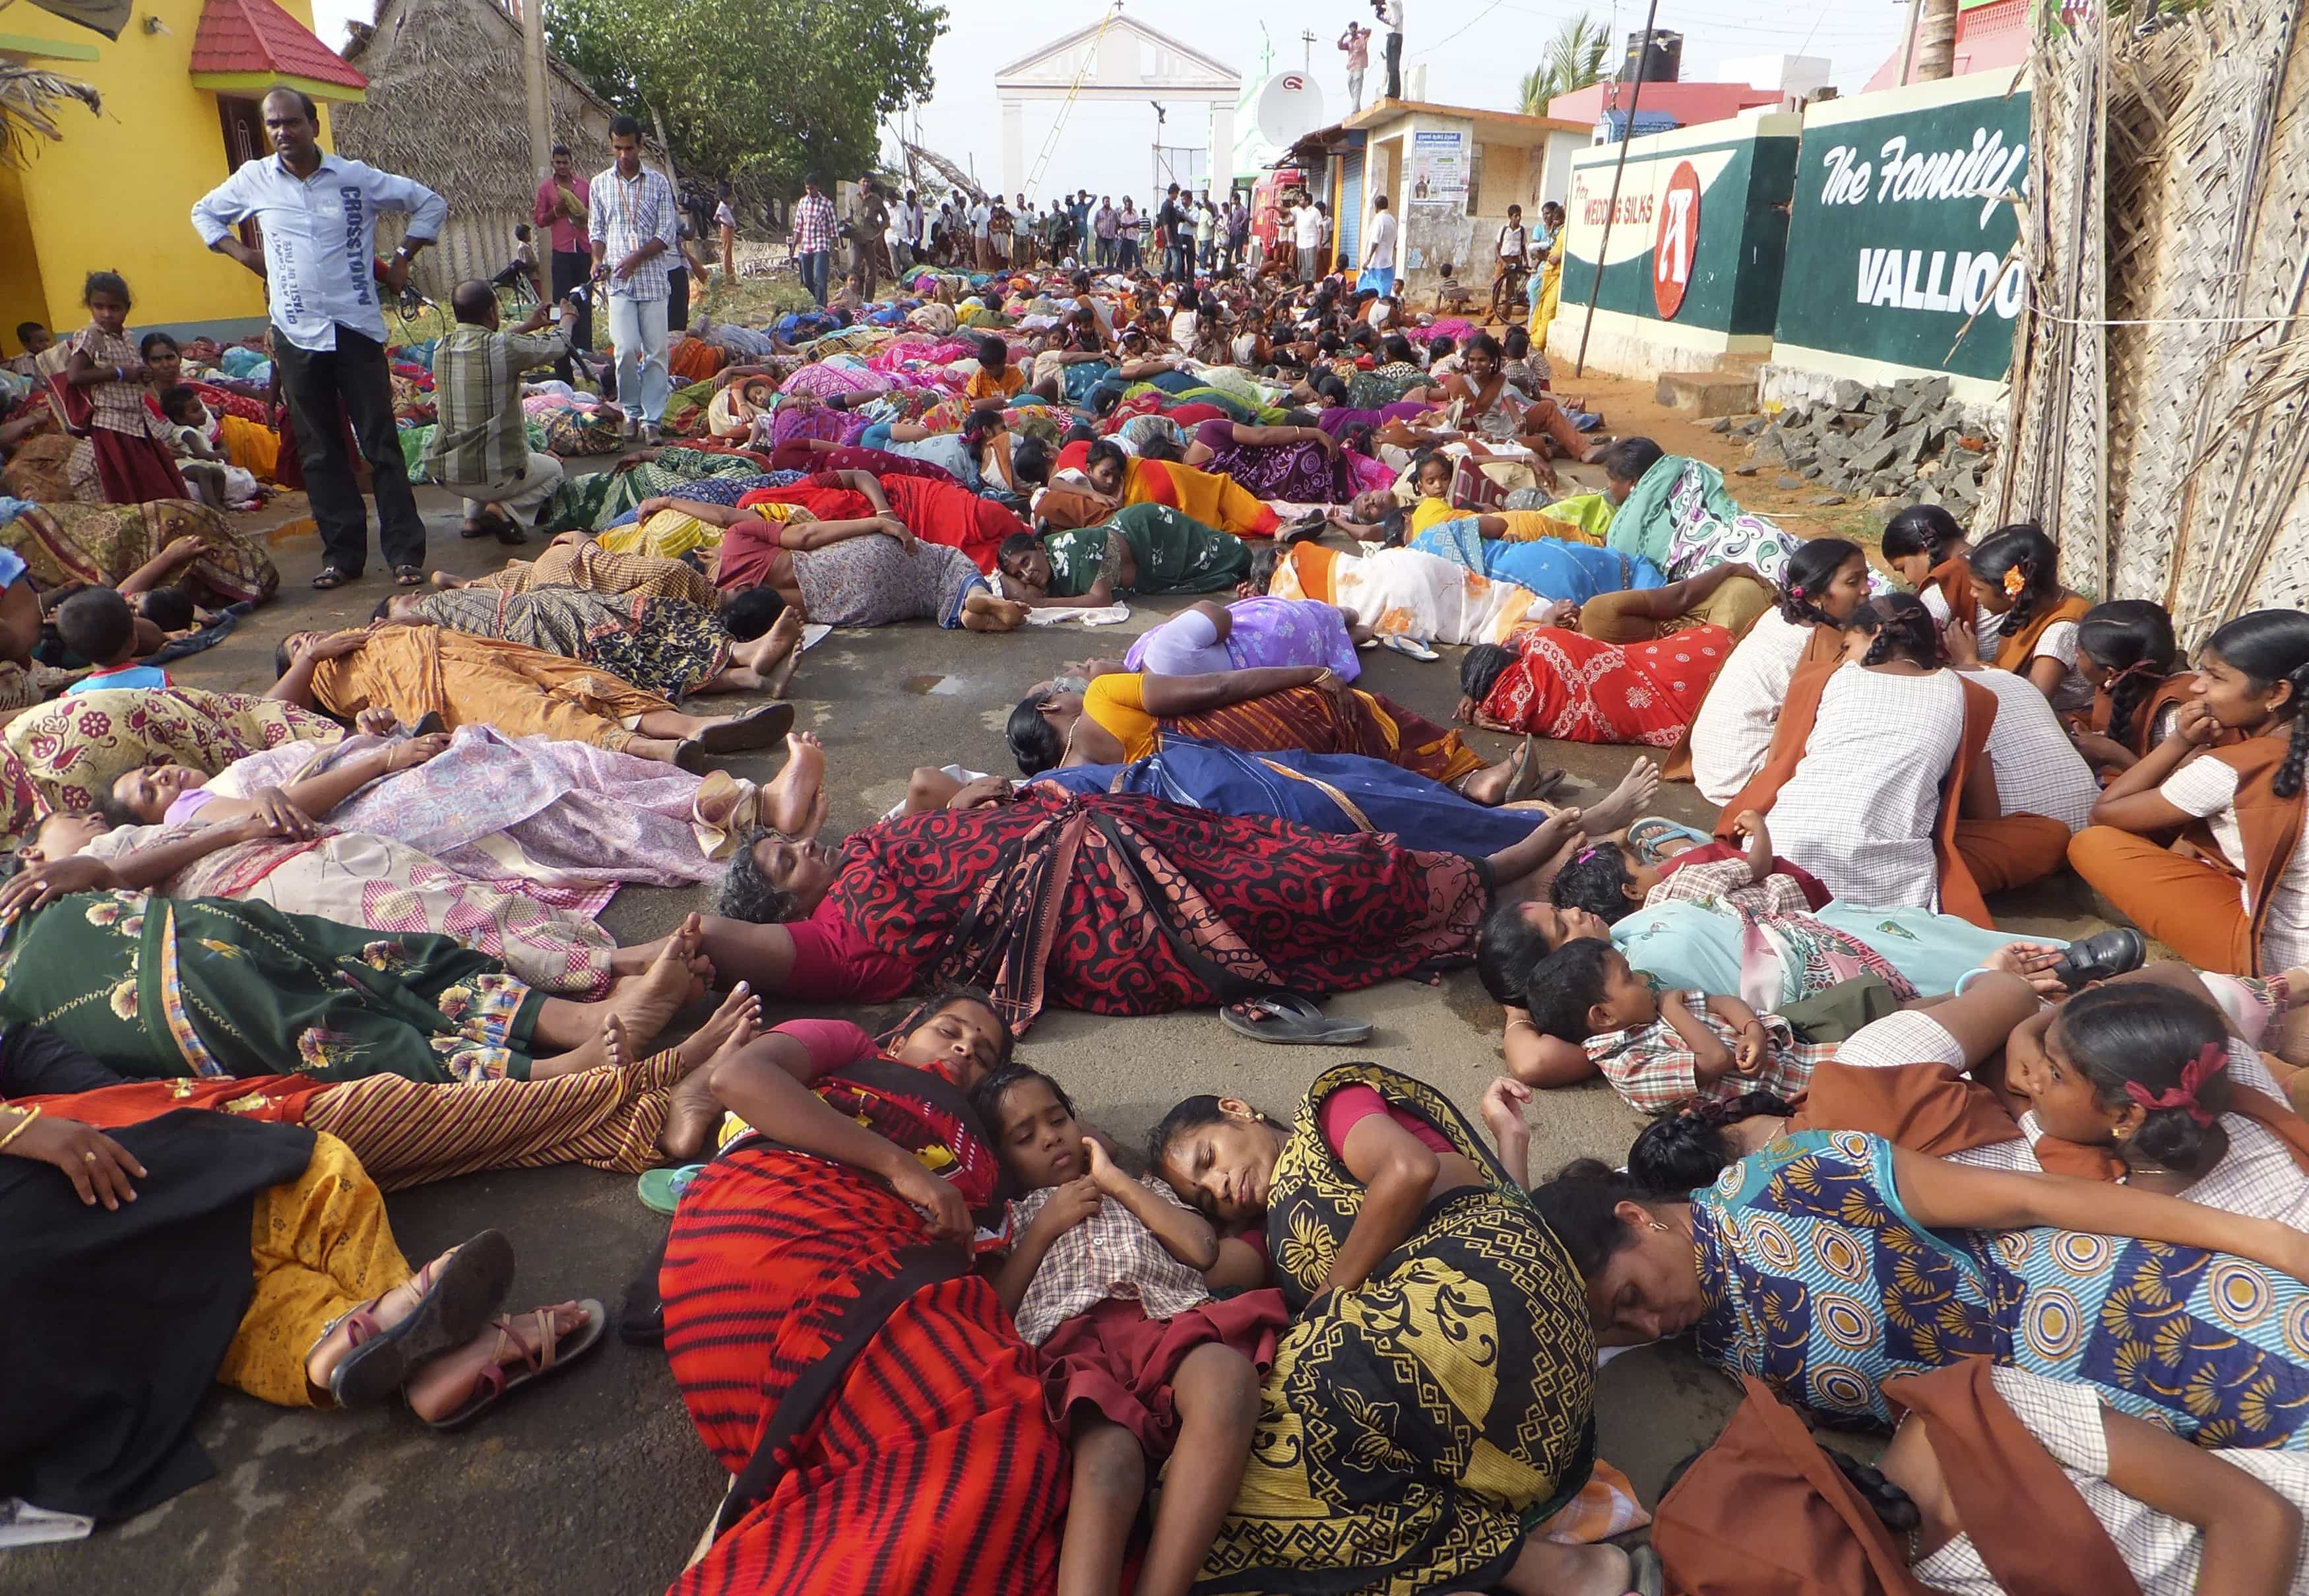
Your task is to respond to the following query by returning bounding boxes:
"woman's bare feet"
[534,918,710,1075]
[429,571,471,589]
[961,591,1030,631]
[759,731,824,837]
[1457,737,1562,807]
[659,984,760,1160]
[1577,756,1661,835]
[610,935,670,977]
[402,1302,596,1424]
[1481,806,1587,889]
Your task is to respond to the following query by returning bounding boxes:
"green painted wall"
[1558,125,1799,337]
[1775,81,2031,381]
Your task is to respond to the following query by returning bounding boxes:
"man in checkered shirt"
[587,114,680,440]
[789,172,837,307]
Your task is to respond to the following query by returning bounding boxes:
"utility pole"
[1573,0,1662,377]
[1300,28,1317,70]
[520,0,551,183]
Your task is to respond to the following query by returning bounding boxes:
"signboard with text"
[1773,75,2031,381]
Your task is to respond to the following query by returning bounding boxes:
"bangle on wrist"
[0,1103,42,1153]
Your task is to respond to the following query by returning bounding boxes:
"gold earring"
[1649,1220,1670,1234]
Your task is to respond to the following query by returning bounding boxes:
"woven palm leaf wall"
[1986,0,2309,647]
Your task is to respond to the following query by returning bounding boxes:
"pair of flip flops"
[1222,993,1373,1046]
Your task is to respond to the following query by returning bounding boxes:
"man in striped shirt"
[423,280,578,543]
[587,115,680,441]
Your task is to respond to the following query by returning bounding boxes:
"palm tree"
[1519,15,1612,117]
[0,67,97,166]
[1913,0,1959,80]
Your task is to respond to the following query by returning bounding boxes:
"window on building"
[216,95,266,250]
[1467,141,1484,216]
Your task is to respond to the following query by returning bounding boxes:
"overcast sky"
[312,0,1909,199]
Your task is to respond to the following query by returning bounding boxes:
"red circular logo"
[1653,160,1702,319]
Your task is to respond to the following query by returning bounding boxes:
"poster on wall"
[1774,79,2031,381]
[1407,129,1467,206]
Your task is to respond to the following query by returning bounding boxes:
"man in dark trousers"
[532,144,592,385]
[1374,0,1405,101]
[192,85,444,590]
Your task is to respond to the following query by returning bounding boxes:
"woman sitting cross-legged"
[267,627,796,771]
[1007,662,1553,804]
[1,1116,598,1525]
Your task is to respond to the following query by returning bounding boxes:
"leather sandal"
[322,1230,515,1409]
[419,1299,606,1432]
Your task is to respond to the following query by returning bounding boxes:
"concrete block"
[1775,474,1804,490]
[1655,371,1758,418]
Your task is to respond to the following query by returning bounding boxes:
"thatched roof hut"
[1987,2,2309,644]
[331,0,665,296]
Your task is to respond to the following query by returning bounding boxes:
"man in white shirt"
[1374,0,1405,100]
[191,86,445,589]
[586,114,680,441]
[968,195,993,271]
[1360,193,1399,296]
[1292,196,1325,282]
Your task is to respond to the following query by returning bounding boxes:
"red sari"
[1479,625,1733,748]
[877,472,1027,573]
[662,1056,1063,1596]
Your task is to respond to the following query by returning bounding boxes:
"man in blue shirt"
[191,85,445,591]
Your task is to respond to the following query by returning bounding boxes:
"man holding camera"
[424,280,581,544]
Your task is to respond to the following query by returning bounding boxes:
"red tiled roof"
[189,0,367,91]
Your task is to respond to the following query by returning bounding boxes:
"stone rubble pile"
[1714,375,1998,517]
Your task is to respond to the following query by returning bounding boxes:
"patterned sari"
[0,499,278,604]
[1478,627,1733,748]
[0,891,545,1085]
[537,445,765,532]
[824,790,1488,1031]
[412,589,731,703]
[662,1057,1064,1595]
[1693,1130,2309,1444]
[1200,1062,1596,1595]
[1165,684,1487,787]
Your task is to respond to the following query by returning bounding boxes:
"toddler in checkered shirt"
[1519,936,1824,1115]
[974,1064,1284,1596]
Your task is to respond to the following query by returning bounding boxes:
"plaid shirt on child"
[1584,989,1833,1115]
[1002,1176,1212,1345]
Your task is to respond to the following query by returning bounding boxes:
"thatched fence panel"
[1988,0,2309,647]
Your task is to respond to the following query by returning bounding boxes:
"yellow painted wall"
[0,0,340,336]
[0,164,49,344]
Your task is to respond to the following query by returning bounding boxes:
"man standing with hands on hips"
[191,85,445,590]
[589,114,680,444]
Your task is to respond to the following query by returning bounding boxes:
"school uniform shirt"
[2019,616,2095,715]
[1690,608,1819,805]
[1918,584,2005,662]
[191,152,448,351]
[64,662,170,696]
[2161,753,2309,971]
[1914,1364,2309,1596]
[1762,665,1970,910]
[1967,666,2100,832]
[1496,223,1529,261]
[1001,1176,1212,1345]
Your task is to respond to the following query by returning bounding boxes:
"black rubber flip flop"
[695,701,795,755]
[328,1229,515,1409]
[311,566,358,590]
[1220,994,1374,1046]
[672,738,709,774]
[410,711,447,737]
[393,565,426,587]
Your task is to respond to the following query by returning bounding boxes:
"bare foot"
[610,936,670,978]
[403,1302,592,1424]
[759,731,824,836]
[961,593,1030,631]
[1577,756,1661,835]
[660,985,759,1159]
[429,570,469,589]
[676,982,759,1073]
[594,917,711,1063]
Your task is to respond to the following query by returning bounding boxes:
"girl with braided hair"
[1712,592,2004,918]
[2073,608,2309,974]
[1882,503,1983,657]
[2074,599,2208,773]
[1966,523,2093,711]
[1686,536,1870,804]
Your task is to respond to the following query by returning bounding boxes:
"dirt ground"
[5,389,2108,1596]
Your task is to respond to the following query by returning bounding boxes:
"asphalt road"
[5,472,2109,1596]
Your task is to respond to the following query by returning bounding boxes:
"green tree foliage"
[546,0,945,192]
[1517,13,1610,117]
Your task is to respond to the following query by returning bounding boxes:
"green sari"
[1111,503,1251,595]
[538,446,761,533]
[0,891,546,1084]
[1200,1062,1597,1596]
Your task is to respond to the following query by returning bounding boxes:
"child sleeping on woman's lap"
[975,1064,1283,1596]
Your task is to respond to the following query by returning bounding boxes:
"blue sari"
[1033,738,1547,858]
[1694,1130,2309,1445]
[1412,519,1663,605]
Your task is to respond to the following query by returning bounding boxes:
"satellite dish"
[1255,72,1326,148]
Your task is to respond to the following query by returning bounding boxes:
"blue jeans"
[798,249,829,305]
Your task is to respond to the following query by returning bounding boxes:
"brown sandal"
[420,1298,606,1431]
